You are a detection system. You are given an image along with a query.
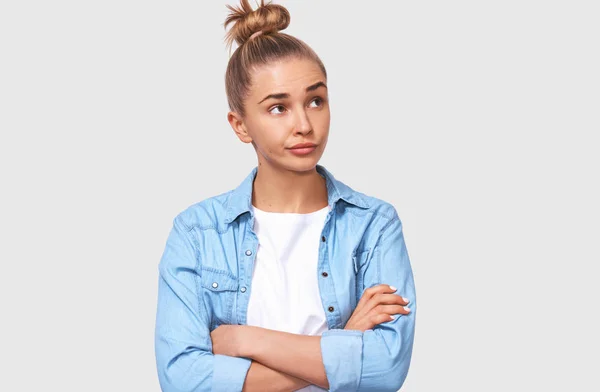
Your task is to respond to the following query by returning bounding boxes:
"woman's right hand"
[344,284,411,332]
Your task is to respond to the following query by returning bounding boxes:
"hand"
[344,284,411,332]
[210,324,247,357]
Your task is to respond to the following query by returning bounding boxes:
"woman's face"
[229,57,330,173]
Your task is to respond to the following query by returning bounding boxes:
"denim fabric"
[155,164,417,392]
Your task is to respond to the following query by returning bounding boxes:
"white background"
[1,1,599,391]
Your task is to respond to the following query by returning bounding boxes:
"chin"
[286,157,322,173]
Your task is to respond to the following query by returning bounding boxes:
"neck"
[251,163,329,213]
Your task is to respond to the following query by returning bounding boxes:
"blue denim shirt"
[155,164,417,392]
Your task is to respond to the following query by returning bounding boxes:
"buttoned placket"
[235,203,343,329]
[236,212,259,325]
[318,203,343,329]
[240,248,252,295]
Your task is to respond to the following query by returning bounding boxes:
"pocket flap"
[352,248,371,274]
[200,267,239,292]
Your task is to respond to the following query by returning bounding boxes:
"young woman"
[154,1,417,391]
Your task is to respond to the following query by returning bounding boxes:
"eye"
[268,104,286,115]
[309,97,324,108]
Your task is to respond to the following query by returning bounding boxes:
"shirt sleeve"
[155,215,252,392]
[320,210,417,392]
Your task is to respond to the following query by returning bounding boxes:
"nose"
[293,108,313,135]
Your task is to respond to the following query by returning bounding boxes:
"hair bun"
[224,0,291,49]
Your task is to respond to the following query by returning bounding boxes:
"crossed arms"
[155,213,416,392]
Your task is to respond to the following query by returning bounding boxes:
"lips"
[289,142,317,149]
[287,144,317,156]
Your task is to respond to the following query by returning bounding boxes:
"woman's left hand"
[210,325,248,357]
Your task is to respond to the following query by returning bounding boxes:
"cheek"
[254,129,287,156]
[313,111,331,132]
[267,132,288,153]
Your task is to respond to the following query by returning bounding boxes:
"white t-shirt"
[247,204,331,392]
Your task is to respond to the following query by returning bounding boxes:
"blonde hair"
[223,0,327,117]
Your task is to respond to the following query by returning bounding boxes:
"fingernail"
[404,306,411,312]
[402,297,410,304]
[389,315,396,320]
[390,285,397,291]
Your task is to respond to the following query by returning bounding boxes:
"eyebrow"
[257,81,327,104]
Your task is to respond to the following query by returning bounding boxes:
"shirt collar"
[223,164,370,225]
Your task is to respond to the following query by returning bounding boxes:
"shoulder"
[358,192,399,220]
[335,176,400,222]
[171,190,233,231]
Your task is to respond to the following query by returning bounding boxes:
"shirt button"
[322,272,328,277]
[212,282,218,288]
[321,236,326,242]
[328,306,334,312]
[245,249,252,256]
[240,287,247,293]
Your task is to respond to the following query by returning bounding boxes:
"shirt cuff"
[320,329,364,392]
[212,354,252,392]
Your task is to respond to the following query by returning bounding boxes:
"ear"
[227,111,253,144]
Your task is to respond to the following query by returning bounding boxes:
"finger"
[377,304,411,316]
[372,293,411,306]
[355,284,384,309]
[365,293,401,311]
[373,284,410,306]
[361,284,398,302]
[355,284,398,315]
[369,312,397,327]
[364,305,410,327]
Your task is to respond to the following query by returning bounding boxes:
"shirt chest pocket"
[353,247,377,304]
[199,266,239,329]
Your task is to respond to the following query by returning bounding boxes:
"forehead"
[249,57,325,97]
